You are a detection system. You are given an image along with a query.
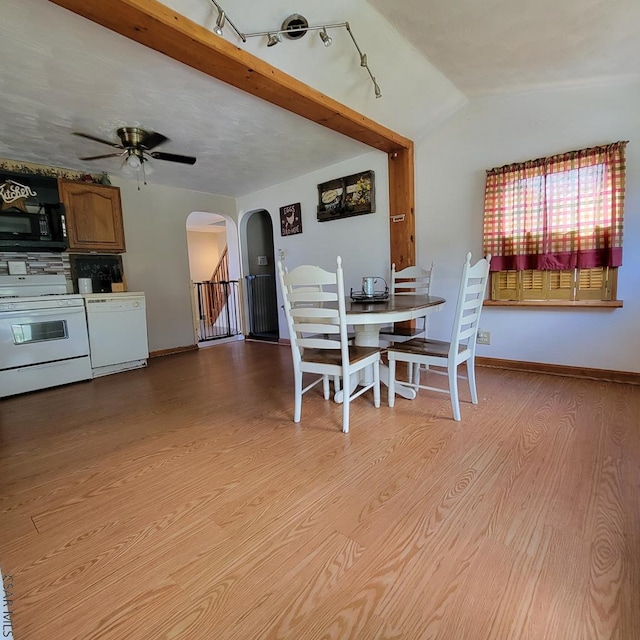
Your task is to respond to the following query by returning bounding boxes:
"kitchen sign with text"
[280,202,302,236]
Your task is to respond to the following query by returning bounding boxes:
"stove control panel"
[0,295,85,312]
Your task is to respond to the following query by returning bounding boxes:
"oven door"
[0,306,89,370]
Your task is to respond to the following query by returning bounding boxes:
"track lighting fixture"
[266,32,282,47]
[207,0,246,42]
[213,9,225,37]
[319,28,332,47]
[207,1,381,98]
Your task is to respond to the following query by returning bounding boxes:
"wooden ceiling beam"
[48,0,415,267]
[48,0,411,154]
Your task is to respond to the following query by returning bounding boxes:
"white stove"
[0,275,92,398]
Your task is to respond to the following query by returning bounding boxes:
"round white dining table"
[345,294,446,346]
[337,294,446,401]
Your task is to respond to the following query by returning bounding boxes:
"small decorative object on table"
[350,276,388,302]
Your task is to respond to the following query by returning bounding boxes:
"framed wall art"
[280,202,302,236]
[317,170,375,223]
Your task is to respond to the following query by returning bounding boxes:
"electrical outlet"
[477,330,491,345]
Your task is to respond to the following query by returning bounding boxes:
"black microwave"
[0,204,67,252]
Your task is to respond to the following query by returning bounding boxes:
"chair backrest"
[277,258,349,366]
[391,262,434,296]
[449,252,491,357]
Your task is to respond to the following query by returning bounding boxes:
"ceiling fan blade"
[73,132,123,149]
[150,151,197,165]
[141,132,168,150]
[79,153,124,161]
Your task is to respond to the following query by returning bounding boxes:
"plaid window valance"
[483,142,627,271]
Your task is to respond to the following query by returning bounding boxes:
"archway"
[186,211,243,345]
[239,209,279,342]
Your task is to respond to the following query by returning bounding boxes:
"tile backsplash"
[0,251,71,279]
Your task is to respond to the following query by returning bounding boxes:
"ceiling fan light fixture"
[120,157,136,176]
[319,28,332,47]
[142,158,154,176]
[125,152,142,169]
[75,127,195,186]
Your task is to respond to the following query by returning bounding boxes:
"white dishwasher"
[83,292,149,378]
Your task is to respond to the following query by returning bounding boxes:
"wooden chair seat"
[302,345,380,366]
[386,338,464,358]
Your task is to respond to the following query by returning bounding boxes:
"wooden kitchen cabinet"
[58,179,126,253]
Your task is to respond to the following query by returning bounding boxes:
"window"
[483,142,627,303]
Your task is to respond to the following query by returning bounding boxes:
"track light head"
[319,28,332,47]
[267,32,282,47]
[373,79,382,99]
[360,53,367,68]
[214,9,225,36]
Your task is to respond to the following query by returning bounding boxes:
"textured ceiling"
[368,0,640,95]
[1,1,637,200]
[0,1,371,198]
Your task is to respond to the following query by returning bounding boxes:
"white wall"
[186,230,225,282]
[417,80,640,373]
[111,177,237,352]
[237,150,390,339]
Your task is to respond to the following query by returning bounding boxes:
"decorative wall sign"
[0,179,37,211]
[317,170,375,222]
[0,179,37,204]
[280,202,303,236]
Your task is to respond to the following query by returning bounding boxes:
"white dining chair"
[281,264,343,394]
[387,252,491,421]
[379,262,434,345]
[277,257,381,433]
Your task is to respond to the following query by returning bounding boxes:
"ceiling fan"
[73,127,197,169]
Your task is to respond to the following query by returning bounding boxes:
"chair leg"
[333,375,341,393]
[448,363,461,421]
[342,388,350,433]
[467,358,478,404]
[293,370,303,423]
[413,363,421,386]
[322,375,330,400]
[373,359,380,408]
[407,363,413,385]
[388,358,396,407]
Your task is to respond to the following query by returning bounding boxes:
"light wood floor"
[1,342,639,639]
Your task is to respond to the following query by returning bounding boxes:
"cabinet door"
[58,180,126,253]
